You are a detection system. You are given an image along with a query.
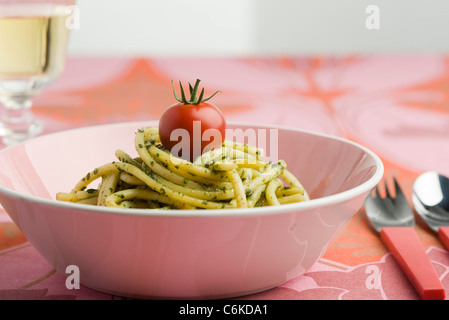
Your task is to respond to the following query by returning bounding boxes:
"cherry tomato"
[159,79,226,162]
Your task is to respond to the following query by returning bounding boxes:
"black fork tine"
[393,177,404,197]
[393,177,412,212]
[368,186,381,208]
[375,184,381,199]
[384,181,391,199]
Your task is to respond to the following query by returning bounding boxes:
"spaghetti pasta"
[56,127,309,210]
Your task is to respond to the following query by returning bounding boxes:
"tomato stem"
[172,79,220,105]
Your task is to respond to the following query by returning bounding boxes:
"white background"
[68,0,449,56]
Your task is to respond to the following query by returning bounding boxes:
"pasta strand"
[57,126,309,210]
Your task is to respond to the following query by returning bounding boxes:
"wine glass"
[0,0,75,146]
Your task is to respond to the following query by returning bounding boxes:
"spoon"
[412,171,449,250]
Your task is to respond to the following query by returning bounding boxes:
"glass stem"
[0,94,42,145]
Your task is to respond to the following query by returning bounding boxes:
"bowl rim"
[0,121,384,218]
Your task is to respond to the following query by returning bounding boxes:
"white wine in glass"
[0,0,74,146]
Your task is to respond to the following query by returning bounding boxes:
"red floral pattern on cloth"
[1,242,448,300]
[1,55,449,299]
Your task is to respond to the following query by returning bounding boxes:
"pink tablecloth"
[1,55,449,300]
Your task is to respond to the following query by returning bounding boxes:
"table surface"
[1,55,449,300]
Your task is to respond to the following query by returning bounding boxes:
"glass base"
[0,118,42,146]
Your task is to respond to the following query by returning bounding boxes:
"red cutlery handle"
[438,226,449,251]
[380,227,446,300]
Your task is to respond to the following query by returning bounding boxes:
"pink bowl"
[0,121,383,299]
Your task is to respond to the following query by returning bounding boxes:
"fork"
[364,178,445,300]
